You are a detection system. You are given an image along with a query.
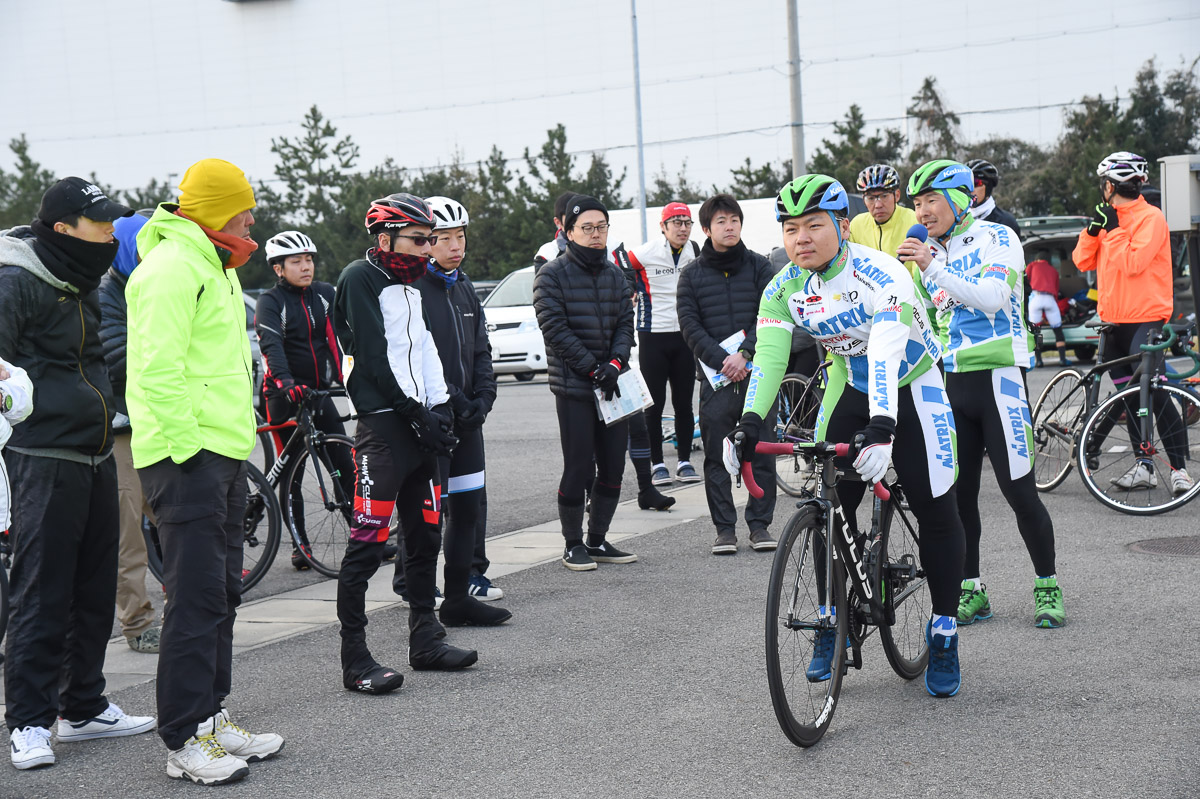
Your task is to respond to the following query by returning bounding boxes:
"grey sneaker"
[712,530,737,555]
[748,529,777,552]
[650,465,672,486]
[126,625,162,654]
[675,462,702,483]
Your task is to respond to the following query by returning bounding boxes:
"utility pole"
[631,0,648,241]
[787,0,806,176]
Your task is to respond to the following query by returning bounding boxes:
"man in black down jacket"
[533,196,638,572]
[98,210,162,654]
[413,195,509,625]
[677,193,779,556]
[0,178,155,771]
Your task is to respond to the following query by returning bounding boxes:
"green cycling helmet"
[906,159,973,211]
[775,174,849,222]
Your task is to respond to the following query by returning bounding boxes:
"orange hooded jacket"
[1072,196,1172,323]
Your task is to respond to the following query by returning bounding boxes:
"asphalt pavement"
[4,367,1199,798]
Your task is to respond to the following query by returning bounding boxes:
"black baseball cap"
[37,177,133,225]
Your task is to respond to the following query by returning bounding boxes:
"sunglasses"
[393,233,439,247]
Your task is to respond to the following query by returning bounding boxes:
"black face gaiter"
[566,239,609,272]
[30,218,119,293]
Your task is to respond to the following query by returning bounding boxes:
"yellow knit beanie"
[178,159,256,231]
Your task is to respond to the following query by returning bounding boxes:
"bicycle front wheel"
[876,488,930,680]
[282,434,356,577]
[1077,384,1200,515]
[242,462,282,591]
[765,506,846,748]
[774,374,823,497]
[1030,368,1085,492]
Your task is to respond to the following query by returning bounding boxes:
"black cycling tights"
[1099,321,1188,470]
[556,395,628,506]
[638,331,695,464]
[945,369,1056,579]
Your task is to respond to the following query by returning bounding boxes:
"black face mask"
[372,247,428,284]
[30,218,119,293]
[566,239,609,271]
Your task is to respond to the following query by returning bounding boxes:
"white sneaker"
[56,702,156,742]
[1110,461,1157,490]
[9,726,54,770]
[1171,468,1194,496]
[167,717,249,786]
[212,708,284,763]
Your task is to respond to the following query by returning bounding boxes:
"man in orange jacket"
[1073,150,1192,495]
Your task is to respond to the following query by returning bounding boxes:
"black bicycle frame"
[259,392,344,512]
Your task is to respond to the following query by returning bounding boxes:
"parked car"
[481,266,546,381]
[243,290,264,407]
[1018,216,1102,362]
[473,279,500,303]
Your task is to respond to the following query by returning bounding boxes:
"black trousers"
[338,412,442,667]
[698,380,777,534]
[946,370,1056,579]
[4,453,117,731]
[138,450,246,750]
[638,331,695,464]
[1101,321,1189,469]
[555,395,628,508]
[471,486,490,577]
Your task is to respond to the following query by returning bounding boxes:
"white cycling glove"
[852,441,892,485]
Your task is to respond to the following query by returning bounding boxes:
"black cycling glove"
[409,404,458,456]
[729,412,763,467]
[1087,203,1118,237]
[592,359,622,400]
[457,398,489,430]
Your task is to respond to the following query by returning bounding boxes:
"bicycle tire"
[875,489,930,680]
[242,462,282,591]
[282,434,356,578]
[774,374,823,497]
[1077,383,1200,515]
[1030,368,1086,492]
[765,506,847,748]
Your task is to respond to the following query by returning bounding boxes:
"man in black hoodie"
[0,178,156,771]
[677,193,779,556]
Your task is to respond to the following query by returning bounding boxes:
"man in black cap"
[0,178,156,772]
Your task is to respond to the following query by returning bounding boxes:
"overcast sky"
[1,0,1196,202]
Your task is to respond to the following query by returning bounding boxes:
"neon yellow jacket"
[849,206,920,280]
[125,205,256,468]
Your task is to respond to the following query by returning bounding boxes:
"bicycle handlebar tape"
[741,461,765,499]
[906,224,928,243]
[755,442,796,456]
[832,443,891,501]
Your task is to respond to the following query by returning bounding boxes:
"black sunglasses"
[393,233,439,247]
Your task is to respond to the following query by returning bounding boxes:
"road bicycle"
[741,440,928,747]
[1031,322,1200,514]
[773,365,828,497]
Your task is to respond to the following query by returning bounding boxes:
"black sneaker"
[562,544,597,571]
[585,540,637,564]
[291,545,312,571]
[439,595,513,627]
[343,663,404,695]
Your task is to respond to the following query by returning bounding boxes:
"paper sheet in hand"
[700,330,751,390]
[594,368,654,426]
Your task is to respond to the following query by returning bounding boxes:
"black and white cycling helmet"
[1096,151,1148,185]
[855,164,900,192]
[265,230,317,264]
[966,159,1000,191]
[425,196,470,230]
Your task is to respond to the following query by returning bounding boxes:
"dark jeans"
[698,380,777,534]
[139,450,246,750]
[4,452,117,731]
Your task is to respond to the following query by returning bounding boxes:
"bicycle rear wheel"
[1077,383,1200,515]
[774,374,823,497]
[242,463,282,591]
[1030,368,1085,492]
[282,434,356,578]
[875,488,930,680]
[765,506,846,748]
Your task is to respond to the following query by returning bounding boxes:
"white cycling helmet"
[1096,151,1148,185]
[426,196,470,230]
[265,230,318,263]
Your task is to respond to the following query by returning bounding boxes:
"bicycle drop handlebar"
[1140,324,1200,379]
[741,442,890,501]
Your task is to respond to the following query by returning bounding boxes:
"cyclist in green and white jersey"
[729,174,965,698]
[897,160,1064,629]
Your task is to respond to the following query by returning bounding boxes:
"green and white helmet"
[775,174,850,222]
[906,159,974,212]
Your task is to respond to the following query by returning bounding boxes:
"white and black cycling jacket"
[333,252,449,417]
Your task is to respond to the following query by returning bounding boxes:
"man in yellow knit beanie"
[126,159,281,785]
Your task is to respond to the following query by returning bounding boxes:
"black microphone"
[906,224,928,242]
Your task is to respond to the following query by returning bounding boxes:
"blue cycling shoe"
[806,628,837,682]
[924,620,961,697]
